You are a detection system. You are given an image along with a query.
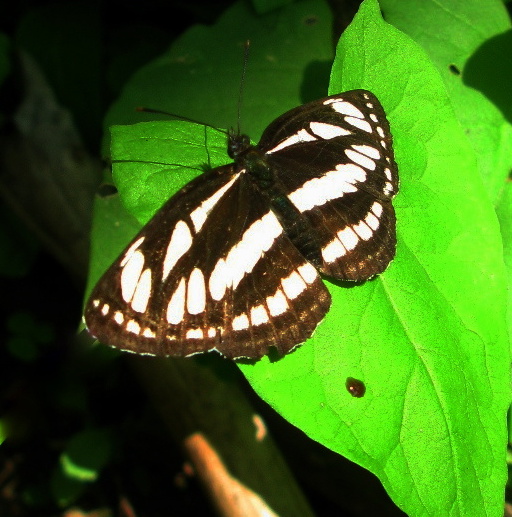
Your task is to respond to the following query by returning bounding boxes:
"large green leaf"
[380,0,512,355]
[246,2,508,515]
[380,0,512,203]
[251,1,508,516]
[87,1,510,516]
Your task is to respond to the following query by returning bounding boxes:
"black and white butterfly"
[85,90,399,360]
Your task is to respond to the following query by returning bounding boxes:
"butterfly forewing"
[85,89,398,359]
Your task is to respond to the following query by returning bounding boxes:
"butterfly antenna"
[136,106,228,136]
[236,40,251,136]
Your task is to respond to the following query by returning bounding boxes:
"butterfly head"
[227,129,251,160]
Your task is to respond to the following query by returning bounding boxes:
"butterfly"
[84,90,398,360]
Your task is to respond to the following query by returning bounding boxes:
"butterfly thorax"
[227,132,324,268]
[228,131,274,188]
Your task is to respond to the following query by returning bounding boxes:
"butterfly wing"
[258,90,398,281]
[85,165,331,359]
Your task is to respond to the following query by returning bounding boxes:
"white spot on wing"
[281,271,307,300]
[142,328,156,338]
[266,289,288,316]
[221,212,282,290]
[101,304,110,316]
[114,311,124,325]
[365,211,380,231]
[297,263,318,284]
[309,122,350,139]
[377,126,385,138]
[338,227,359,251]
[209,259,228,301]
[167,277,186,324]
[352,144,380,160]
[322,238,346,263]
[208,327,216,338]
[232,313,250,331]
[372,202,383,218]
[250,305,269,326]
[186,328,203,339]
[345,116,372,133]
[92,299,100,308]
[345,149,376,171]
[187,268,206,315]
[120,237,145,267]
[126,320,141,335]
[288,164,366,213]
[252,414,267,441]
[190,174,241,232]
[352,220,373,241]
[324,98,364,118]
[131,268,152,313]
[121,250,145,303]
[266,128,316,154]
[162,221,192,281]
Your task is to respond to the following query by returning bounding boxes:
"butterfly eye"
[85,89,398,360]
[227,133,250,159]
